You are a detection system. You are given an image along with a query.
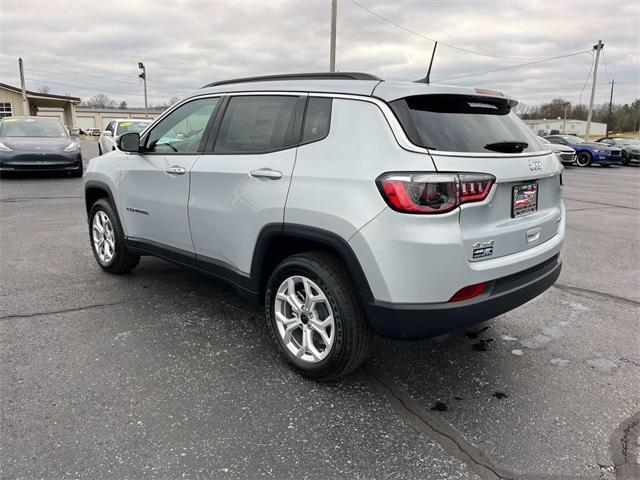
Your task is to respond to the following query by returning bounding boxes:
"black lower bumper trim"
[363,256,562,340]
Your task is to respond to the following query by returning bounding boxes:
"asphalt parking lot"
[1,141,638,480]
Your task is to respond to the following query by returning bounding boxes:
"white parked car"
[98,120,151,155]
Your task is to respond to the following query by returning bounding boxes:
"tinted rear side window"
[214,96,300,153]
[302,97,331,143]
[390,94,543,153]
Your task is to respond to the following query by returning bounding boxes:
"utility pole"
[138,62,148,119]
[563,101,569,134]
[606,79,615,137]
[329,0,337,72]
[18,58,29,116]
[585,40,603,138]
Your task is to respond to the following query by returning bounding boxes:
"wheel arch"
[85,180,119,222]
[251,224,374,303]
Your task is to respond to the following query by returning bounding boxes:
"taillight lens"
[377,172,495,214]
[449,282,487,302]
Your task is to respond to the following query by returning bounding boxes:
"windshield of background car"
[389,94,543,153]
[116,121,151,136]
[0,118,68,138]
[561,135,585,143]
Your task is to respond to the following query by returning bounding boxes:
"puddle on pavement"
[431,402,448,412]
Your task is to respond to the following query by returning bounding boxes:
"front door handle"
[250,168,282,180]
[166,165,186,175]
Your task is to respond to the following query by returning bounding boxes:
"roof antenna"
[425,41,437,84]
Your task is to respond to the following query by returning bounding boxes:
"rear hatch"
[389,93,563,261]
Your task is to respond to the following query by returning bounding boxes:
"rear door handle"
[250,168,282,180]
[165,165,186,175]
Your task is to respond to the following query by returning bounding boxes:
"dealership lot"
[1,144,638,479]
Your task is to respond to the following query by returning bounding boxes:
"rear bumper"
[363,254,561,340]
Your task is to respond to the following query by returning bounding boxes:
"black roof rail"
[202,72,382,88]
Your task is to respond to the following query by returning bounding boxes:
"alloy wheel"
[92,211,115,265]
[576,152,591,167]
[274,275,335,363]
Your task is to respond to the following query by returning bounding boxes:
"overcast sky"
[0,0,638,108]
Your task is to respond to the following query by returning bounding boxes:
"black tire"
[621,152,629,166]
[265,251,372,381]
[576,151,592,167]
[88,198,140,274]
[98,143,102,155]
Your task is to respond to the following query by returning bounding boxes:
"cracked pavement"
[0,144,639,479]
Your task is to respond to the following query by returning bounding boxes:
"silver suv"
[84,73,564,380]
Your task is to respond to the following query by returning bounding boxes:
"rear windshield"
[390,95,543,153]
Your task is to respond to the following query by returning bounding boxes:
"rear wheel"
[576,151,592,167]
[89,198,140,274]
[265,252,372,381]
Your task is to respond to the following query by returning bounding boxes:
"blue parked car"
[544,135,622,167]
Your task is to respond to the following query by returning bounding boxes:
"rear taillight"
[449,282,487,302]
[377,172,495,214]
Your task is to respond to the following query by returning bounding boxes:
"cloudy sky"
[0,0,638,108]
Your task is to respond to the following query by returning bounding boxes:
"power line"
[435,50,592,82]
[0,55,196,92]
[601,49,611,83]
[0,69,174,100]
[578,52,596,105]
[347,0,581,61]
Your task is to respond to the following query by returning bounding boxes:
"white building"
[523,119,607,137]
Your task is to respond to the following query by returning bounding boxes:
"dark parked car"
[595,137,640,166]
[544,134,621,167]
[0,117,82,176]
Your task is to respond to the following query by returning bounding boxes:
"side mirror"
[119,132,140,153]
[103,130,113,137]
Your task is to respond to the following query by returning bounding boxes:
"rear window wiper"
[484,141,528,153]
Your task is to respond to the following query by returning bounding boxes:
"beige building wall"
[37,107,164,130]
[0,88,25,117]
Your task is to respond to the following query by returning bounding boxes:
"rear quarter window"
[390,94,543,153]
[302,97,331,144]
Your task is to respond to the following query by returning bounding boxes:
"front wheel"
[89,199,140,274]
[265,252,372,381]
[576,151,592,167]
[621,152,629,166]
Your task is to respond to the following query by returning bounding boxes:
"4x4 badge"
[528,159,543,172]
[473,240,494,259]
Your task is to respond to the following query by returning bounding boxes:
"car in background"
[0,116,82,176]
[538,136,575,166]
[85,128,101,136]
[544,134,621,167]
[595,137,640,166]
[99,119,152,155]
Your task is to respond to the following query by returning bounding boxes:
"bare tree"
[38,85,51,94]
[119,100,128,109]
[82,94,116,109]
[167,96,181,106]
